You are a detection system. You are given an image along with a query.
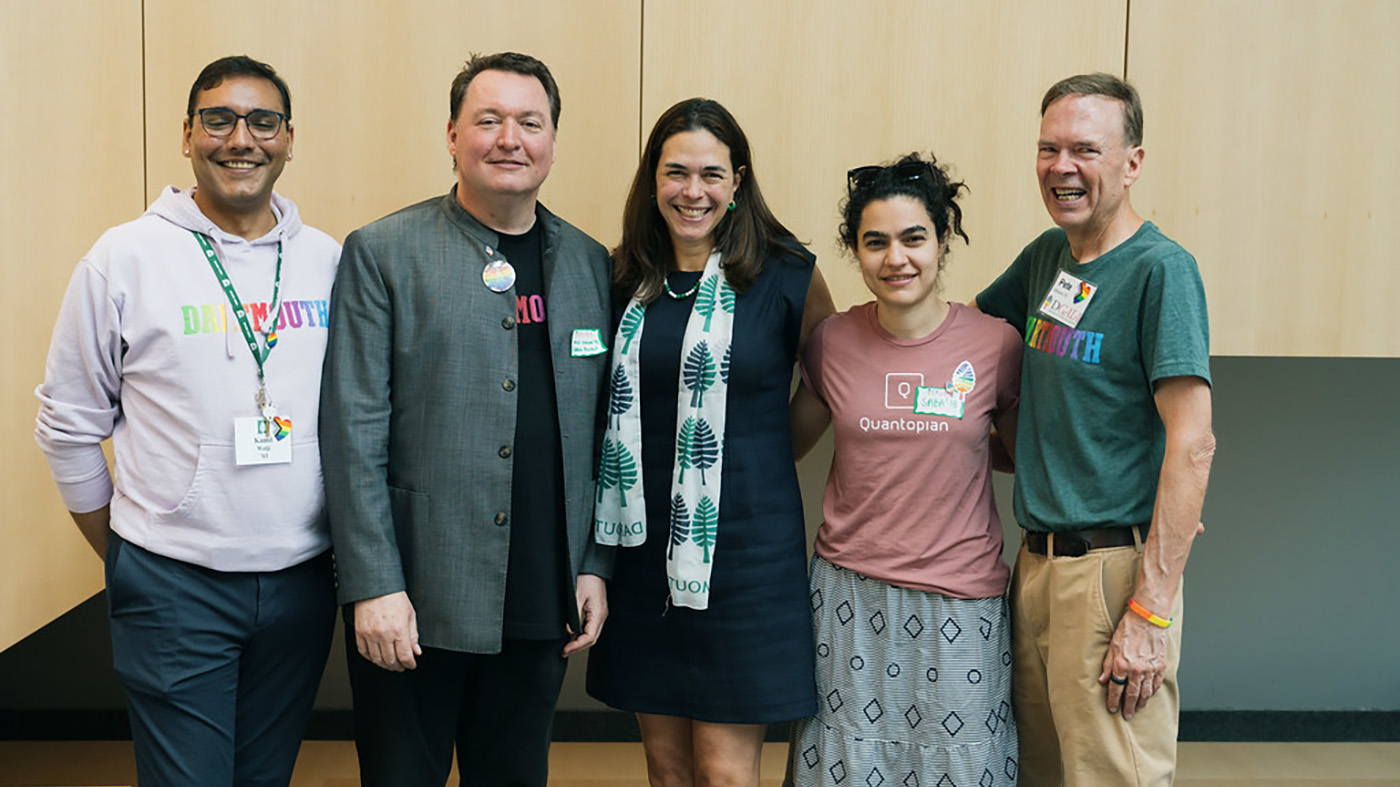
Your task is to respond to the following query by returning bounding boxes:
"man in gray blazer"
[320,52,613,787]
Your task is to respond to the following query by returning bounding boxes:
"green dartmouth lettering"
[1024,316,1102,364]
[669,576,710,594]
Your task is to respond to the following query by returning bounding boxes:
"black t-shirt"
[497,223,569,639]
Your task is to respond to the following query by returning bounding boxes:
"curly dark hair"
[839,153,968,260]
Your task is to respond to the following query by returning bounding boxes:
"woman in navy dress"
[587,98,833,786]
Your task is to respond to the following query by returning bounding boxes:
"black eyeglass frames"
[195,107,288,140]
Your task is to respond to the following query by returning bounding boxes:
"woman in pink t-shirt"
[786,153,1023,787]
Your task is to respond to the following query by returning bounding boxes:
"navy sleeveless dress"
[586,247,819,723]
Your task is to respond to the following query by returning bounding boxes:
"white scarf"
[595,250,736,609]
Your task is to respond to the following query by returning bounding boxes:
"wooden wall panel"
[642,0,1127,309]
[143,0,642,246]
[0,1,145,651]
[1129,0,1400,357]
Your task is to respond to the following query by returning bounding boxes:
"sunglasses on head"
[846,160,935,194]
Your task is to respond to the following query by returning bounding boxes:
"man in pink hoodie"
[35,55,340,787]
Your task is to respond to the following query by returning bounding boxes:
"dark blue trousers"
[106,533,335,787]
[343,607,568,787]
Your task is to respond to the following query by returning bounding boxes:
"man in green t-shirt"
[976,73,1216,786]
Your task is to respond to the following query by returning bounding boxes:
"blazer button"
[494,511,508,526]
[502,316,516,329]
[502,379,516,392]
[499,445,512,458]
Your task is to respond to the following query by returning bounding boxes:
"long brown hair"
[613,98,803,302]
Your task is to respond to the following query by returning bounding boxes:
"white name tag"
[571,328,608,357]
[913,386,964,419]
[234,414,293,465]
[1038,269,1098,328]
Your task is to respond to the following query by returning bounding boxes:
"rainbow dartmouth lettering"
[1024,315,1103,364]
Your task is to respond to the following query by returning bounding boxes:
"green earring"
[727,200,736,212]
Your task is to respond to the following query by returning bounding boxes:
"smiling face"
[183,75,292,227]
[855,195,948,311]
[448,69,556,203]
[1037,94,1143,243]
[654,129,743,258]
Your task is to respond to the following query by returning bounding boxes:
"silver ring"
[1109,674,1129,686]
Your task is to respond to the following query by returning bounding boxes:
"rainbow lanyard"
[192,231,284,419]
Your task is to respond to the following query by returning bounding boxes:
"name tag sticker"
[235,414,293,465]
[571,329,608,357]
[913,386,964,419]
[1038,269,1098,328]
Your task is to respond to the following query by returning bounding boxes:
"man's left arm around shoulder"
[1100,374,1215,719]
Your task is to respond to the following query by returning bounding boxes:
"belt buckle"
[1056,534,1090,558]
[1025,532,1048,555]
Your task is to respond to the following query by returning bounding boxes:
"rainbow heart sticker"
[272,416,292,441]
[1074,281,1094,303]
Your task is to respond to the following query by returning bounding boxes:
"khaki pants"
[1010,536,1184,787]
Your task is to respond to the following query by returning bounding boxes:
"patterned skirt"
[787,556,1018,787]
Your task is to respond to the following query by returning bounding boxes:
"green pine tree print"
[614,442,638,506]
[719,279,736,314]
[668,493,691,560]
[690,418,719,485]
[692,496,718,563]
[619,303,645,353]
[609,365,633,428]
[597,439,618,503]
[675,416,697,484]
[695,275,719,331]
[683,341,716,408]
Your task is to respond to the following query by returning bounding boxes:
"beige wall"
[1,1,145,652]
[643,0,1126,309]
[5,0,1397,652]
[142,0,641,245]
[1128,0,1400,356]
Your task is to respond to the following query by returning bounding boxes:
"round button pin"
[482,259,516,293]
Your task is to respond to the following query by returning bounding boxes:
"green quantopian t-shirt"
[976,221,1210,533]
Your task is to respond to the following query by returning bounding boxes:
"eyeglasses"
[195,107,288,140]
[846,160,935,194]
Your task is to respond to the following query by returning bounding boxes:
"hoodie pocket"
[153,443,213,519]
[148,440,326,558]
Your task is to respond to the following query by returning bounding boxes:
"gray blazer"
[320,190,613,654]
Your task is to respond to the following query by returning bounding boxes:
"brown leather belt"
[1024,524,1149,558]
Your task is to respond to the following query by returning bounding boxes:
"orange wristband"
[1128,598,1172,628]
